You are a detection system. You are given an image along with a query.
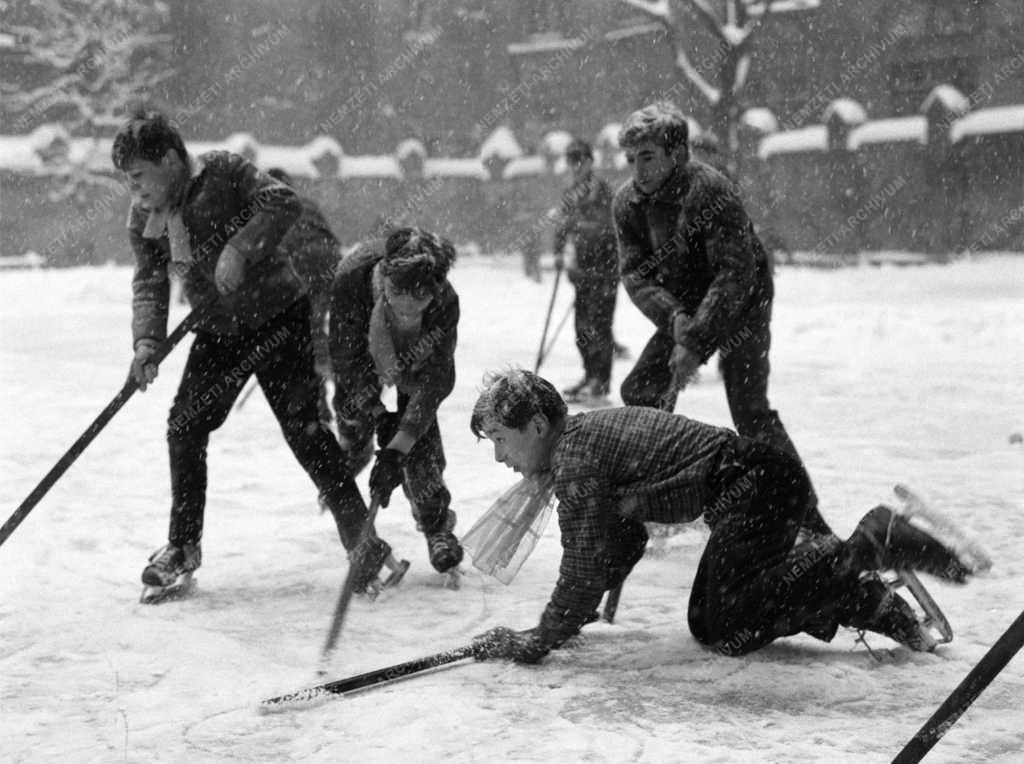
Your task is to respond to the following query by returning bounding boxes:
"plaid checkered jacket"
[537,406,733,646]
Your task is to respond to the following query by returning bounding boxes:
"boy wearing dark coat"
[613,101,827,534]
[553,138,620,403]
[114,108,392,600]
[469,371,975,664]
[329,228,463,574]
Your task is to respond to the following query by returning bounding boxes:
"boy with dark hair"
[114,107,395,601]
[469,370,977,664]
[329,227,463,575]
[613,101,828,535]
[553,138,620,404]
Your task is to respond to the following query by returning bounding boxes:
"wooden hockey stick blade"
[260,644,479,711]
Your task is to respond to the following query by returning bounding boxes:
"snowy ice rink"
[1,254,1022,762]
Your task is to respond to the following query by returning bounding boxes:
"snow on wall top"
[847,116,926,150]
[823,98,868,126]
[740,108,779,134]
[424,157,487,180]
[503,155,547,179]
[758,125,828,159]
[920,84,969,116]
[479,126,524,161]
[341,155,401,180]
[950,105,1024,144]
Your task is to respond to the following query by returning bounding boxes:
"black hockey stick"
[534,262,563,373]
[602,583,623,624]
[892,610,1024,764]
[261,643,479,710]
[319,498,382,673]
[539,300,575,367]
[0,307,204,550]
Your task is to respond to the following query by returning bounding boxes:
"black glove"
[472,626,549,664]
[369,447,406,508]
[375,411,402,448]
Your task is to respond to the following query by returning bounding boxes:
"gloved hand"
[214,244,246,295]
[130,338,161,392]
[375,411,403,449]
[471,626,549,664]
[369,447,406,508]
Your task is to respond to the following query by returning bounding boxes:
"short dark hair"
[380,227,456,295]
[266,167,293,186]
[618,101,689,157]
[470,369,567,438]
[111,105,187,171]
[565,137,593,161]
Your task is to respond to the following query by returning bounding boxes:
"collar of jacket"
[138,154,207,240]
[626,162,690,207]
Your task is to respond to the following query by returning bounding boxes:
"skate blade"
[364,558,410,602]
[888,569,954,645]
[140,572,195,604]
[442,569,461,590]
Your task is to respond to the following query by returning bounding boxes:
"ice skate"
[140,542,200,604]
[350,535,410,601]
[424,509,464,581]
[564,378,611,407]
[846,572,940,653]
[561,377,589,400]
[848,505,973,583]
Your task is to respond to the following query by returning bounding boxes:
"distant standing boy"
[552,138,620,404]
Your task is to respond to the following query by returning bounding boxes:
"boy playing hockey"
[469,370,977,664]
[329,227,463,575]
[613,102,829,535]
[552,138,620,405]
[114,108,395,601]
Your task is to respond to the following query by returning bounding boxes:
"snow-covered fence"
[1,99,1023,266]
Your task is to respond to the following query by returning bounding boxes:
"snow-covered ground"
[1,254,1022,763]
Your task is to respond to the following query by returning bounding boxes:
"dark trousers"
[571,275,617,387]
[165,299,368,549]
[687,443,858,653]
[394,391,452,535]
[620,304,826,530]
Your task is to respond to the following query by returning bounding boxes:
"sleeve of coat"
[674,184,759,360]
[128,206,171,348]
[222,155,301,264]
[397,293,458,440]
[535,468,613,649]
[328,268,381,421]
[614,190,685,334]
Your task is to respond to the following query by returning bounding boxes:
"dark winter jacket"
[329,243,458,440]
[277,194,343,367]
[553,172,618,280]
[613,159,772,361]
[536,407,734,649]
[128,151,303,344]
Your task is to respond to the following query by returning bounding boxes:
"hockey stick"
[319,497,382,674]
[261,643,479,711]
[602,584,623,624]
[233,377,259,411]
[892,610,1024,764]
[0,307,204,550]
[539,300,575,366]
[534,262,563,373]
